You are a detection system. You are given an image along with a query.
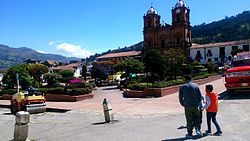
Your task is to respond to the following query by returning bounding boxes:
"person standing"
[203,85,222,136]
[179,75,202,138]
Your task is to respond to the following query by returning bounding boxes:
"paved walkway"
[46,76,226,117]
[0,76,226,118]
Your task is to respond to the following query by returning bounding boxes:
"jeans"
[206,112,222,132]
[185,107,201,135]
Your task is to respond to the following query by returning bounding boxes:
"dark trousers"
[206,112,222,132]
[198,109,203,130]
[185,107,201,135]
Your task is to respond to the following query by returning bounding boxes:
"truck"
[224,51,250,94]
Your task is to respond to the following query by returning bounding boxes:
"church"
[142,0,191,58]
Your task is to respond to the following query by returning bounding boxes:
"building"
[49,63,83,77]
[190,39,250,65]
[94,51,141,75]
[143,0,191,58]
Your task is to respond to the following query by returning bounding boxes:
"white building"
[190,39,250,65]
[49,63,83,77]
[0,74,3,84]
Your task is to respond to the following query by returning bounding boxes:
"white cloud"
[56,43,94,58]
[37,50,49,54]
[48,41,54,46]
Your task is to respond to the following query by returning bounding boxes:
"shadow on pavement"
[0,104,70,113]
[102,87,118,91]
[162,135,205,141]
[177,125,187,129]
[92,120,119,125]
[46,108,70,113]
[226,91,250,100]
[0,104,10,109]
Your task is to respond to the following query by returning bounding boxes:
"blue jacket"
[179,81,202,107]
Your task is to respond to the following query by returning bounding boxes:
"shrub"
[151,79,184,88]
[127,83,146,91]
[193,73,209,80]
[0,89,17,95]
[69,88,92,95]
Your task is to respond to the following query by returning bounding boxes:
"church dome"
[175,0,187,8]
[147,6,158,15]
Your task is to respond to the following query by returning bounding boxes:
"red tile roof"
[191,39,250,49]
[50,63,82,71]
[97,51,141,59]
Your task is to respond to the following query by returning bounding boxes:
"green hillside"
[192,11,250,44]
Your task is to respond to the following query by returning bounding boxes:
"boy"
[203,85,223,136]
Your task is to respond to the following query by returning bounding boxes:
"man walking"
[179,75,202,138]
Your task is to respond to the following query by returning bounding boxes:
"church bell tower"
[172,0,191,56]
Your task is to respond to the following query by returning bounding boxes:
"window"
[219,47,225,58]
[195,51,202,62]
[232,46,238,50]
[214,58,218,61]
[208,58,212,62]
[243,45,249,51]
[207,50,212,57]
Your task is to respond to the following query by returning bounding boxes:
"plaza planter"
[45,93,93,102]
[144,85,179,97]
[123,89,146,98]
[0,94,13,100]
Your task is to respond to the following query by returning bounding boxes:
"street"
[0,78,250,141]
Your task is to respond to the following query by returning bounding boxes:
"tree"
[2,64,34,89]
[58,70,75,83]
[91,68,108,80]
[144,49,165,81]
[81,64,87,81]
[114,58,145,77]
[43,73,62,86]
[230,49,245,56]
[163,48,187,79]
[28,64,49,86]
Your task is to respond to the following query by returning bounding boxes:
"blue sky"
[0,0,249,58]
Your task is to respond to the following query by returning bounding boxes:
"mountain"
[0,44,79,69]
[192,11,250,44]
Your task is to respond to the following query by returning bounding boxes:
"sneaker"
[185,134,193,139]
[205,130,212,135]
[213,131,222,136]
[196,130,203,136]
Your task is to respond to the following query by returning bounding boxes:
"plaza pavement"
[48,75,226,117]
[0,76,226,117]
[0,76,232,141]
